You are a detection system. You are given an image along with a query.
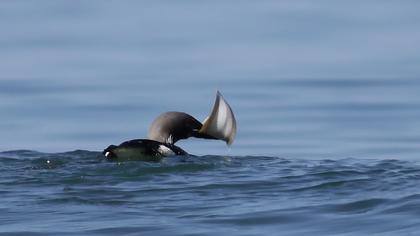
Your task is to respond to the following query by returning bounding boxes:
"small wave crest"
[2,150,420,235]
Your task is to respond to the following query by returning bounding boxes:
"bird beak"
[199,91,237,145]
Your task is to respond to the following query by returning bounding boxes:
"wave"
[1,150,420,235]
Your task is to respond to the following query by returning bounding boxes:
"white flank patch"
[158,145,175,156]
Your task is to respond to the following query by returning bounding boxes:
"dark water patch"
[324,198,390,214]
[86,226,164,235]
[0,232,62,236]
[288,178,371,193]
[201,209,312,226]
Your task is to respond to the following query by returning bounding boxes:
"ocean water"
[1,1,420,235]
[1,151,420,235]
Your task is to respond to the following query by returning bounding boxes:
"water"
[1,151,420,235]
[1,1,420,235]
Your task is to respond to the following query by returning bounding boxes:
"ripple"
[324,198,389,214]
[2,150,420,235]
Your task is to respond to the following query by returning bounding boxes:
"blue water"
[1,151,420,235]
[1,1,420,235]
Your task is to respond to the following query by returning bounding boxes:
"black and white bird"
[103,91,236,161]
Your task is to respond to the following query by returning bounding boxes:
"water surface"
[1,1,420,235]
[1,1,420,158]
[1,150,420,235]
